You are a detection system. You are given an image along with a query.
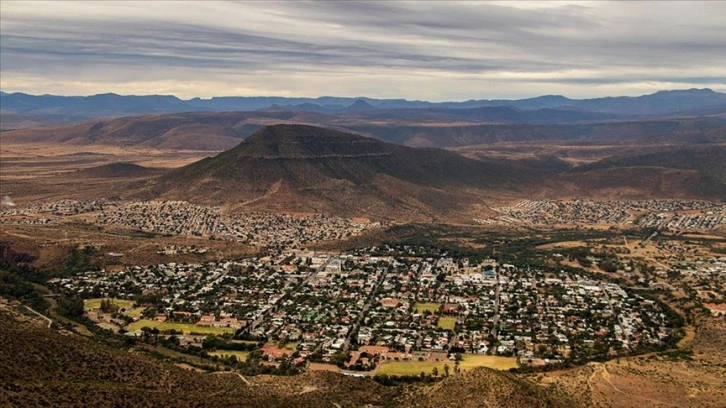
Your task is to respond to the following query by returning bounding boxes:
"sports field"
[126,319,237,335]
[84,298,135,310]
[376,354,517,376]
[376,360,448,376]
[437,316,456,330]
[413,302,441,313]
[457,354,518,370]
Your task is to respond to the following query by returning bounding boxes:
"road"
[211,370,251,385]
[490,268,501,339]
[242,258,325,335]
[24,305,53,328]
[342,266,387,352]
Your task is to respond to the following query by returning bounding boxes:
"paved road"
[243,258,324,335]
[342,267,387,352]
[490,268,501,339]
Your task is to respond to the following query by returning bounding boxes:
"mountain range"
[3,109,725,151]
[2,88,725,128]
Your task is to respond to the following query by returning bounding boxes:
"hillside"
[395,367,576,408]
[0,305,396,407]
[573,145,726,183]
[3,108,724,152]
[346,117,726,148]
[141,124,555,220]
[0,111,330,151]
[74,162,168,178]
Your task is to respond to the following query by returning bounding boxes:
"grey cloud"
[1,1,724,98]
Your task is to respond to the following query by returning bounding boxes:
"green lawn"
[126,319,236,335]
[85,298,135,310]
[413,302,441,313]
[437,316,457,330]
[376,354,517,376]
[209,350,250,361]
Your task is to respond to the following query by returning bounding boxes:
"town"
[476,199,726,231]
[53,244,681,374]
[1,199,376,248]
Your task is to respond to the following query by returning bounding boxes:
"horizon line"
[1,87,723,104]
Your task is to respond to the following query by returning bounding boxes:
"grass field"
[123,307,146,318]
[126,319,236,335]
[209,350,250,361]
[377,360,449,376]
[437,317,456,330]
[413,302,441,313]
[84,298,135,310]
[458,354,518,370]
[376,354,517,376]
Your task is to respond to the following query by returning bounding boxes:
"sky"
[1,1,725,101]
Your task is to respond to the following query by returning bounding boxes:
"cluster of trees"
[0,269,49,311]
[202,335,260,351]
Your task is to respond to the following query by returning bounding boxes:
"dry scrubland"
[536,318,726,408]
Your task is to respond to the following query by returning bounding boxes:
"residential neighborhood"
[477,199,725,230]
[53,244,681,372]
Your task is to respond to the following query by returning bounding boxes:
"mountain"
[573,88,726,115]
[2,89,724,127]
[565,145,726,199]
[345,117,726,148]
[0,111,332,151]
[140,124,551,220]
[337,105,616,123]
[4,108,724,151]
[344,99,377,112]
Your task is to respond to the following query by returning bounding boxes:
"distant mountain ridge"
[2,88,725,127]
[3,108,724,151]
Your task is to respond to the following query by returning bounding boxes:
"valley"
[1,91,725,408]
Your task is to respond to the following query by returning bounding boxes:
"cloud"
[1,1,724,99]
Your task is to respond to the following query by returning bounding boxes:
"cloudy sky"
[1,1,725,100]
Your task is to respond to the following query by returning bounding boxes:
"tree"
[443,364,450,376]
[431,366,439,377]
[57,295,84,319]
